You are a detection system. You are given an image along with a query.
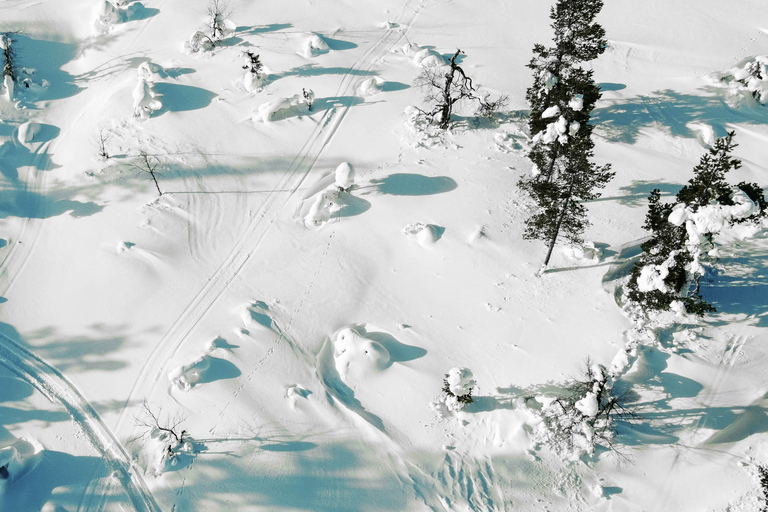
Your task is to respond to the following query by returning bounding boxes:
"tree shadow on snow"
[153,83,217,115]
[196,356,242,385]
[590,180,681,207]
[325,37,357,51]
[0,450,108,512]
[236,23,293,36]
[11,35,82,102]
[593,88,768,144]
[331,192,371,219]
[122,2,160,21]
[379,81,409,92]
[369,173,457,196]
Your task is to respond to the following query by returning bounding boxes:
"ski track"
[113,0,427,441]
[0,137,51,297]
[0,330,160,512]
[652,330,750,511]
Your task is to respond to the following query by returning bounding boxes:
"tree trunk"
[541,169,577,272]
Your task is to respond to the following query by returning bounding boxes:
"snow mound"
[0,437,43,492]
[302,33,330,58]
[562,241,602,263]
[2,75,13,102]
[253,92,311,123]
[356,77,384,96]
[185,31,214,54]
[402,43,444,67]
[137,61,163,83]
[168,339,240,391]
[403,222,442,247]
[333,326,391,382]
[133,78,162,120]
[17,122,40,144]
[304,189,340,227]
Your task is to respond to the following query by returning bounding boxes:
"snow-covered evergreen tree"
[627,132,767,315]
[518,0,613,271]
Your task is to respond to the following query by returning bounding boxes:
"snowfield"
[1,0,768,510]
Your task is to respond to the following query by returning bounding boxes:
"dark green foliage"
[627,132,767,315]
[1,32,18,83]
[758,464,768,512]
[442,379,473,404]
[519,0,613,267]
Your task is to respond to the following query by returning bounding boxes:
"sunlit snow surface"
[0,0,768,510]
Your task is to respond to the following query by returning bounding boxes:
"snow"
[1,0,768,510]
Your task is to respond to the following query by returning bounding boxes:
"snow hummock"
[356,76,385,96]
[17,122,40,144]
[302,33,330,58]
[333,326,391,382]
[254,92,312,123]
[402,222,442,248]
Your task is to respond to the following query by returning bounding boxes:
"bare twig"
[128,150,163,197]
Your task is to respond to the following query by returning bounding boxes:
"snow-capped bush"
[356,76,384,96]
[184,31,215,54]
[334,161,355,190]
[528,362,629,459]
[132,78,162,119]
[439,367,476,412]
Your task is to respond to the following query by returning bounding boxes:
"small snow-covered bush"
[438,367,476,412]
[253,91,312,123]
[529,362,630,459]
[627,132,766,316]
[132,78,161,119]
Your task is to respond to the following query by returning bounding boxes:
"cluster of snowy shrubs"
[627,132,767,316]
[710,55,768,107]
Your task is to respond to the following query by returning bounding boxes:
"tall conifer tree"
[519,0,613,272]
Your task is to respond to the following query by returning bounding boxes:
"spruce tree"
[519,0,613,272]
[627,132,767,315]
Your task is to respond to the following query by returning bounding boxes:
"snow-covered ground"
[1,0,768,510]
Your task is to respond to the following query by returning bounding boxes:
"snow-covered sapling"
[441,367,476,411]
[242,50,263,76]
[627,132,766,316]
[302,88,314,111]
[129,150,163,197]
[94,127,112,160]
[207,0,231,40]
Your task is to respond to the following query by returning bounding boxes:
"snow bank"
[356,76,385,96]
[0,437,42,491]
[17,122,40,144]
[304,189,339,227]
[184,31,214,54]
[302,33,330,58]
[333,326,391,382]
[168,338,239,391]
[402,222,442,248]
[253,92,311,123]
[401,43,444,67]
